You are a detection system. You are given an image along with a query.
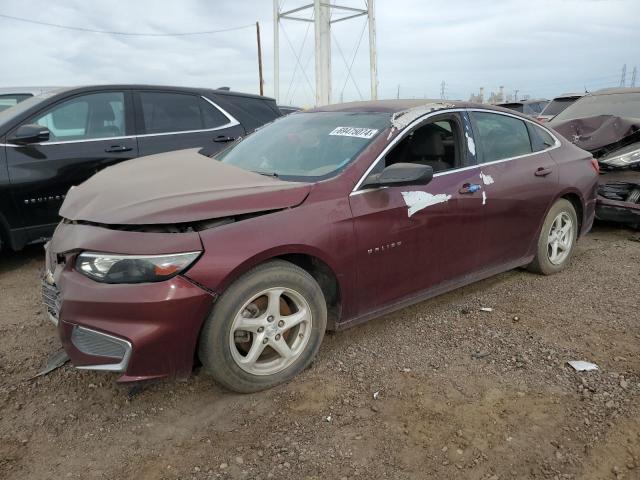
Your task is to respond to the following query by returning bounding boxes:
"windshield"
[553,92,640,122]
[0,94,32,113]
[541,97,578,116]
[217,111,390,180]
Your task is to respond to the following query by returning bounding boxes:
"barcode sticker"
[329,127,379,139]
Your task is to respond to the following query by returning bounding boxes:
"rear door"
[5,90,137,237]
[468,110,558,268]
[134,90,245,157]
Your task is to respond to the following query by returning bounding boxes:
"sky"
[1,0,638,106]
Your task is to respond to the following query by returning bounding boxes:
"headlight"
[599,144,640,167]
[76,251,201,283]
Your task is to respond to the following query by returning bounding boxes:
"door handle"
[459,183,481,194]
[213,135,235,143]
[534,167,552,177]
[104,145,132,153]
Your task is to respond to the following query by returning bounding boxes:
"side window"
[33,92,125,141]
[383,117,462,173]
[471,112,532,162]
[201,98,230,128]
[536,126,556,148]
[217,96,278,132]
[140,92,204,134]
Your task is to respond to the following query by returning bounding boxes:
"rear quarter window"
[213,95,281,133]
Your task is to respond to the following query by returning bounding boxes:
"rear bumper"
[53,269,214,382]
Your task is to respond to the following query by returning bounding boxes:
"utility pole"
[273,0,378,106]
[367,0,378,100]
[620,64,627,87]
[396,84,400,99]
[256,22,264,96]
[314,0,332,106]
[273,1,279,102]
[631,66,637,88]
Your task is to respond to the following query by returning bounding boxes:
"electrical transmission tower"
[620,64,627,87]
[631,66,637,88]
[273,0,378,106]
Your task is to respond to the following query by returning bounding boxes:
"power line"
[0,12,255,36]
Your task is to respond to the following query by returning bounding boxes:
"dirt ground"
[1,224,639,480]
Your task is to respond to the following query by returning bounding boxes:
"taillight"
[590,158,600,173]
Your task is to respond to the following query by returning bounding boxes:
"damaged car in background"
[536,93,584,123]
[43,100,597,393]
[550,88,640,228]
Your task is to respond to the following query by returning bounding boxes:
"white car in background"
[0,87,61,113]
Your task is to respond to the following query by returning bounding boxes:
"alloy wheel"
[229,287,313,376]
[547,211,573,265]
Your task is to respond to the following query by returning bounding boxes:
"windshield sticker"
[401,191,451,217]
[329,127,379,139]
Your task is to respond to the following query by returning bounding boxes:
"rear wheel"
[198,260,327,393]
[528,199,578,275]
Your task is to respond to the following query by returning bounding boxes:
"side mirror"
[9,124,50,145]
[362,162,434,188]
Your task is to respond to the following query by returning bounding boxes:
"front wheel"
[528,199,578,275]
[198,260,327,393]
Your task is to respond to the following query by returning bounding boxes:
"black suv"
[0,85,282,252]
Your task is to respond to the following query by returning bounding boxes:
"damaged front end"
[596,171,640,228]
[551,115,640,228]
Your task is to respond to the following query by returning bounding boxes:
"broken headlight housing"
[76,251,201,283]
[599,144,640,168]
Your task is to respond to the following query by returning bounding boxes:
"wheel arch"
[558,189,585,236]
[210,245,344,331]
[0,211,11,252]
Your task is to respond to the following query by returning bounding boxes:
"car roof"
[36,84,276,101]
[553,93,584,99]
[588,87,640,96]
[497,98,548,107]
[308,100,539,126]
[310,99,519,114]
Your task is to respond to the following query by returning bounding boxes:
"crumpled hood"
[60,149,312,224]
[550,115,640,155]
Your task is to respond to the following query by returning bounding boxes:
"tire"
[527,199,578,275]
[198,259,327,393]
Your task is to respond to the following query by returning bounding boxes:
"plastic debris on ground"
[567,360,599,372]
[480,307,493,312]
[31,349,70,379]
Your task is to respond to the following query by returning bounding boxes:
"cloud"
[0,0,638,106]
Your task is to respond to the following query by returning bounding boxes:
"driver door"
[6,90,137,238]
[349,113,487,316]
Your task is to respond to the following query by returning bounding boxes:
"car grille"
[42,280,61,322]
[71,327,129,359]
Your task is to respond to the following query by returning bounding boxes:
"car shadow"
[0,243,45,276]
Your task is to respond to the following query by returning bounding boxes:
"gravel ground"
[1,224,639,480]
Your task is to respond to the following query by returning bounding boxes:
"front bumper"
[46,266,213,382]
[595,196,640,227]
[595,170,640,228]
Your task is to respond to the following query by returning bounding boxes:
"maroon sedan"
[43,100,598,392]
